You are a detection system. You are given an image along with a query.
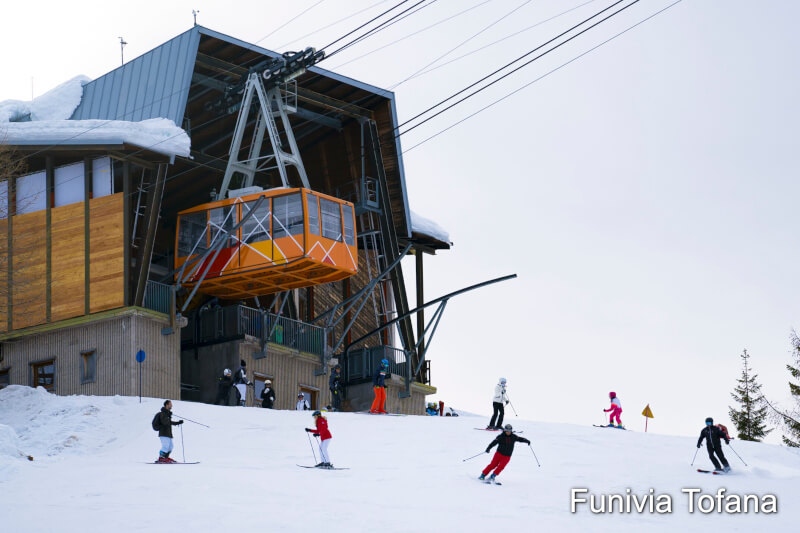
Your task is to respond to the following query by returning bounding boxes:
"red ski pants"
[482,452,511,476]
[607,406,622,425]
[370,387,386,412]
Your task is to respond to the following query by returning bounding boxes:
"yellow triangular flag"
[642,404,654,418]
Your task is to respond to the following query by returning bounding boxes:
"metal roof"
[70,27,200,124]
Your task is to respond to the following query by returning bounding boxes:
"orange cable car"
[175,187,357,299]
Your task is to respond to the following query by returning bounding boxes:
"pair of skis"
[697,469,727,475]
[297,464,349,470]
[593,424,627,430]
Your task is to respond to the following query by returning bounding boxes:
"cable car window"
[320,198,342,241]
[209,205,237,249]
[242,198,270,244]
[307,194,320,236]
[273,194,303,239]
[342,204,355,246]
[177,212,208,257]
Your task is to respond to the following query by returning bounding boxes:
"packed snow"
[411,209,451,244]
[0,75,190,158]
[0,75,89,122]
[0,385,797,532]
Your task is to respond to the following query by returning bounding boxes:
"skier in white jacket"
[487,378,509,430]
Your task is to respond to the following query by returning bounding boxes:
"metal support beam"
[133,164,167,307]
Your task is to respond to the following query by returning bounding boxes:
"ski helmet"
[499,377,507,385]
[224,368,231,376]
[264,379,271,385]
[609,391,616,399]
[312,410,321,417]
[381,358,389,366]
[298,392,304,398]
[504,424,513,431]
[705,417,713,425]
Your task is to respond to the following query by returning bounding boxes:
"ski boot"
[713,468,724,473]
[164,452,176,463]
[323,463,333,469]
[478,473,486,481]
[616,424,624,429]
[315,462,325,468]
[489,473,497,483]
[607,423,615,427]
[723,465,731,473]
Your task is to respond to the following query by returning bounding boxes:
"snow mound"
[0,75,89,122]
[0,117,191,157]
[411,209,451,244]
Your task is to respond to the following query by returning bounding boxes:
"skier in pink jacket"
[604,391,623,428]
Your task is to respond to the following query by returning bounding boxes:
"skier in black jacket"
[214,369,234,405]
[697,417,731,472]
[260,379,275,409]
[329,365,343,411]
[156,400,183,463]
[479,424,530,483]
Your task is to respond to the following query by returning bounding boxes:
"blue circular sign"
[136,350,146,363]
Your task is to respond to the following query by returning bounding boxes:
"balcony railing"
[342,345,411,383]
[143,280,172,315]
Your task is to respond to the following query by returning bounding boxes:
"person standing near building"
[155,400,183,463]
[479,424,530,483]
[260,379,275,409]
[214,369,234,406]
[305,410,333,468]
[329,365,343,411]
[487,378,508,430]
[604,391,623,428]
[370,359,390,414]
[697,417,731,472]
[233,360,250,406]
[296,392,310,411]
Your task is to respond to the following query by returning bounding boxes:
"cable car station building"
[0,26,450,413]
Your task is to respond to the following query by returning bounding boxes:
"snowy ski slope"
[1,385,798,532]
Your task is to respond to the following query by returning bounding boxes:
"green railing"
[239,305,325,357]
[143,280,172,315]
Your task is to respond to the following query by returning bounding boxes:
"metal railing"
[342,345,410,383]
[143,280,172,315]
[239,305,325,357]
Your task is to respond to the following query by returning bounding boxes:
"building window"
[0,368,9,390]
[31,360,55,391]
[80,350,96,384]
[54,161,85,207]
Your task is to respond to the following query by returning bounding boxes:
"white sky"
[2,0,799,442]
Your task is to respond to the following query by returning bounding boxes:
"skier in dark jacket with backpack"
[697,417,731,472]
[479,424,530,483]
[154,400,183,463]
[214,369,234,405]
[329,365,343,411]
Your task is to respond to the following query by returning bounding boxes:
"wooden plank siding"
[11,210,47,330]
[89,193,125,313]
[51,202,86,321]
[0,309,179,399]
[0,218,7,333]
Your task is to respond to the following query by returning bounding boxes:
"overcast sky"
[2,0,799,442]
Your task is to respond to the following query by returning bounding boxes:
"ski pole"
[691,447,699,466]
[528,444,541,467]
[727,442,748,466]
[171,414,210,428]
[180,423,186,463]
[306,430,318,463]
[462,451,485,462]
[505,395,518,417]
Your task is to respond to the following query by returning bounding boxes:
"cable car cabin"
[175,188,357,299]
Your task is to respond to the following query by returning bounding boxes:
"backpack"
[152,412,161,431]
[716,424,730,439]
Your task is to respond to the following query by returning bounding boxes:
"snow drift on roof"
[0,75,90,122]
[0,118,191,158]
[410,210,450,244]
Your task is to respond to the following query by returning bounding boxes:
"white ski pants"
[319,438,331,463]
[159,436,174,454]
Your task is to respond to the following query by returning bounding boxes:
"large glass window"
[92,157,113,197]
[307,194,320,236]
[177,212,208,258]
[209,205,237,249]
[273,194,304,239]
[342,204,355,245]
[54,161,85,207]
[320,198,342,241]
[31,360,55,391]
[16,170,46,214]
[242,198,270,244]
[0,180,8,219]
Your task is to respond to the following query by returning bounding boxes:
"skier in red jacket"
[305,410,334,469]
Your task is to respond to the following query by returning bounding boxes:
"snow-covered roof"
[0,75,190,158]
[410,210,451,245]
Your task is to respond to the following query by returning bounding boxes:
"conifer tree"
[781,333,800,447]
[728,349,772,442]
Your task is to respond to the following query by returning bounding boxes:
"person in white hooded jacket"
[486,378,509,430]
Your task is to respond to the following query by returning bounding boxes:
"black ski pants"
[214,388,232,406]
[489,402,504,428]
[707,443,729,469]
[331,389,342,410]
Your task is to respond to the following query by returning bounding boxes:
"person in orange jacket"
[305,410,333,468]
[370,359,390,414]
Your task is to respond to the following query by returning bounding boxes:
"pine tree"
[781,333,800,447]
[728,349,772,442]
